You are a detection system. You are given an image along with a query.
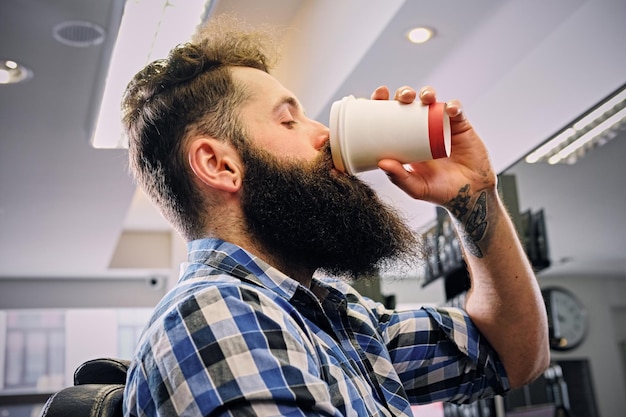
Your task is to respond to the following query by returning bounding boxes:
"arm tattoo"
[447,185,488,258]
[447,184,471,219]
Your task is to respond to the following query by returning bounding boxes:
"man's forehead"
[231,66,298,105]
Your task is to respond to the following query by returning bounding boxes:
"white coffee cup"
[329,95,451,174]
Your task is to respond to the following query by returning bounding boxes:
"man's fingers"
[371,86,390,100]
[394,86,416,103]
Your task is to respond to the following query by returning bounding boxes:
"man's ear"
[187,137,243,193]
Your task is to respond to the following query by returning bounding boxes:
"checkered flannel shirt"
[124,238,509,416]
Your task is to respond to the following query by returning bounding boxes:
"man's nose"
[312,120,330,151]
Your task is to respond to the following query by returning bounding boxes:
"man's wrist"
[445,185,500,259]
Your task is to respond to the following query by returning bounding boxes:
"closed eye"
[282,120,297,129]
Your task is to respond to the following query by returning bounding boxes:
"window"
[3,310,65,392]
[117,308,152,359]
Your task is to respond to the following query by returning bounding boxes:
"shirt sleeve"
[373,302,510,405]
[124,284,342,417]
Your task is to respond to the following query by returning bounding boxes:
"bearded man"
[122,17,549,417]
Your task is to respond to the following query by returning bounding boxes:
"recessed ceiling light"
[407,27,434,44]
[0,60,33,85]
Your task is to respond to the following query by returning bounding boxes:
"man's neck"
[205,208,316,288]
[214,232,315,288]
[245,239,315,288]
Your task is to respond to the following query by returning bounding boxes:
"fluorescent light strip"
[92,0,209,148]
[525,127,575,163]
[573,88,626,131]
[525,85,625,164]
[548,107,626,164]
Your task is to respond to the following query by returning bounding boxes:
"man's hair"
[122,17,278,239]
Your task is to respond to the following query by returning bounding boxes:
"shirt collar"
[183,238,301,300]
[183,238,348,312]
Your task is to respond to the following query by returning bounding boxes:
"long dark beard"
[240,142,423,280]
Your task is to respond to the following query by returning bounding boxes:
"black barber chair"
[39,358,129,417]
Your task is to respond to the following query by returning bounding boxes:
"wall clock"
[541,287,588,351]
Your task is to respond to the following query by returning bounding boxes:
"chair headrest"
[74,358,130,385]
[40,384,124,417]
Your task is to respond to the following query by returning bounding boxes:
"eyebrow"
[273,96,305,115]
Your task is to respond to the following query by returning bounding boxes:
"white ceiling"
[0,0,624,280]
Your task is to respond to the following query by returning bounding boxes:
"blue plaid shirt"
[124,239,509,416]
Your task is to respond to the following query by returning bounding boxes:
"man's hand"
[371,85,496,210]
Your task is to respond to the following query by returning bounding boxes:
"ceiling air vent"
[53,20,106,47]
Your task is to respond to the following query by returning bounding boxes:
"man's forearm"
[447,184,550,388]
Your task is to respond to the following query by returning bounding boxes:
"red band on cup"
[428,102,447,159]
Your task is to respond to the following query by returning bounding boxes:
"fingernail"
[400,88,411,97]
[448,103,461,117]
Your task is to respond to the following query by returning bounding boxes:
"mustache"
[314,141,360,184]
[314,142,336,171]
